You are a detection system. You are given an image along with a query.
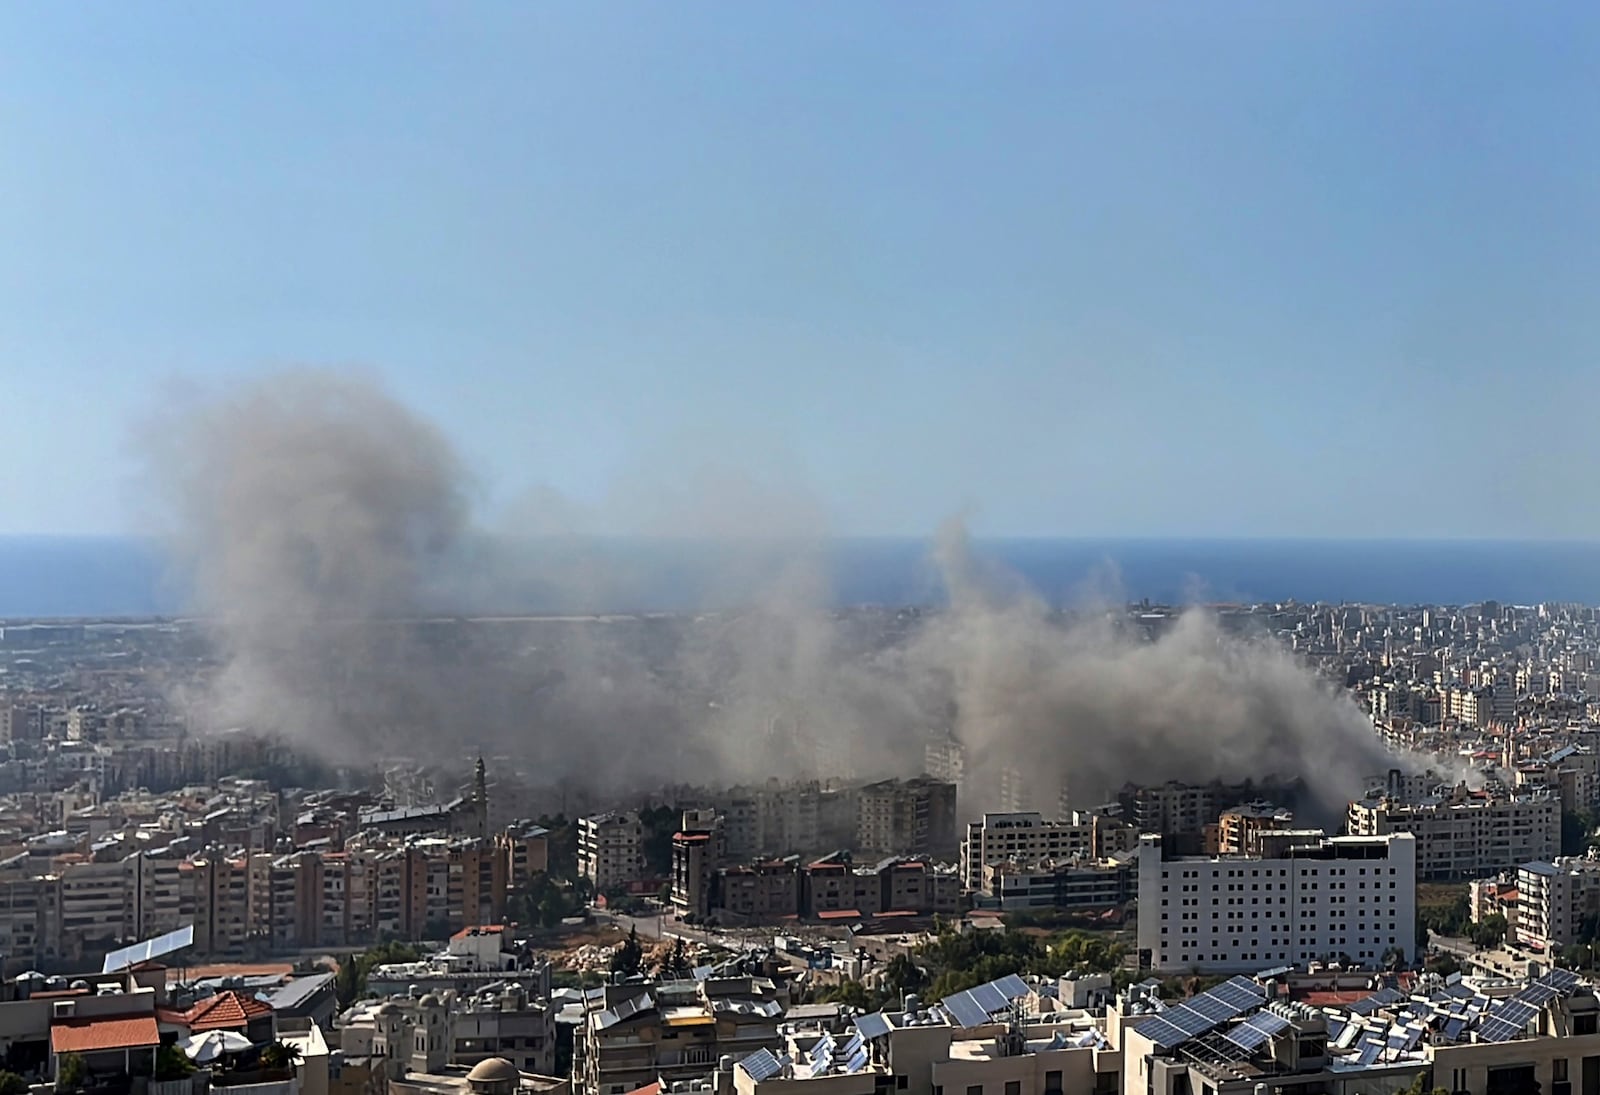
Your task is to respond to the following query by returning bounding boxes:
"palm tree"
[259,1041,303,1073]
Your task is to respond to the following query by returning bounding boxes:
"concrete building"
[1215,803,1296,855]
[1136,830,1417,973]
[960,813,1094,890]
[578,978,787,1095]
[1347,787,1559,881]
[673,808,726,921]
[1516,857,1600,952]
[855,779,958,861]
[578,812,645,892]
[974,859,1135,913]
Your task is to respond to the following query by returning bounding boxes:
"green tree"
[1468,913,1508,950]
[1562,810,1598,857]
[155,1045,195,1081]
[335,941,426,1006]
[655,936,693,979]
[611,926,644,977]
[883,954,928,998]
[56,1053,88,1093]
[0,1072,29,1095]
[260,1041,303,1073]
[1399,1069,1449,1095]
[817,980,873,1010]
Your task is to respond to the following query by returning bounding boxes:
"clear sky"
[2,3,1598,539]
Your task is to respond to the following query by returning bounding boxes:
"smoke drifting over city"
[148,371,1401,818]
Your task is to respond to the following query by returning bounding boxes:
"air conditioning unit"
[53,1001,75,1019]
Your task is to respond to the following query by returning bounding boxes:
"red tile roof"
[184,990,274,1032]
[51,1016,160,1054]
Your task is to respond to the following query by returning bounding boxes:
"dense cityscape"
[1,600,1599,1094]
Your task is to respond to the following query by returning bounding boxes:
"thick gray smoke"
[147,370,1405,816]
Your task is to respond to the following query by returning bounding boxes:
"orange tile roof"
[184,990,274,1031]
[51,1015,160,1054]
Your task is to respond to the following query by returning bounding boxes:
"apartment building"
[1215,803,1296,855]
[1136,830,1417,973]
[974,859,1135,912]
[1347,788,1559,881]
[672,809,725,920]
[579,978,787,1095]
[1516,858,1600,951]
[578,812,645,891]
[855,778,958,861]
[960,812,1094,889]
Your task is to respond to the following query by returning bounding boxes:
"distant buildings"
[1346,784,1558,881]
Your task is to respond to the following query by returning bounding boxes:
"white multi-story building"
[1136,830,1417,973]
[577,812,644,891]
[1346,788,1558,881]
[960,812,1094,889]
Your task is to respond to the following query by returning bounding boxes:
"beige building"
[1516,857,1600,951]
[1347,788,1559,881]
[578,812,645,891]
[855,778,958,861]
[961,813,1094,890]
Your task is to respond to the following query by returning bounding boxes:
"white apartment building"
[960,812,1094,889]
[578,812,644,891]
[1516,857,1600,951]
[1137,830,1417,973]
[1346,789,1558,881]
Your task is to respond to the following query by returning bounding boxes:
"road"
[1431,935,1534,978]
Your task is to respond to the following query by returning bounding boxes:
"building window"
[1045,1072,1062,1093]
[1005,1083,1021,1095]
[967,1086,983,1095]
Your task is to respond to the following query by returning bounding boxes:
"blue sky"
[2,3,1598,538]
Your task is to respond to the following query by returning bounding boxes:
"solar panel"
[1516,982,1558,1007]
[741,1050,786,1082]
[1400,1026,1424,1052]
[1476,1017,1523,1044]
[841,1032,864,1056]
[939,974,1032,1029]
[994,974,1030,999]
[102,923,196,974]
[1543,968,1581,993]
[1189,995,1239,1022]
[1138,1016,1192,1051]
[1494,999,1538,1027]
[940,992,993,1029]
[1335,1021,1363,1049]
[1211,978,1268,1010]
[1222,1010,1290,1053]
[1442,1017,1466,1041]
[845,1047,869,1074]
[1326,1017,1347,1041]
[971,982,1009,1014]
[1356,1039,1383,1066]
[855,1013,891,1041]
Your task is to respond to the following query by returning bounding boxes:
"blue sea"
[3,536,1600,618]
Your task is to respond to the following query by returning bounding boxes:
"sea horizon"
[6,534,1600,620]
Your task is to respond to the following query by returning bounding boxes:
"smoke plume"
[145,370,1405,817]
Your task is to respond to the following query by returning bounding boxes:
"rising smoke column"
[145,369,1406,813]
[146,370,470,760]
[910,520,1403,823]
